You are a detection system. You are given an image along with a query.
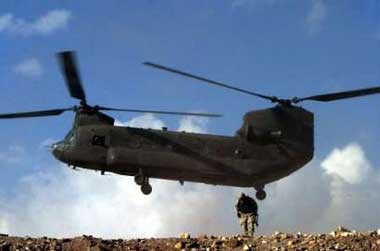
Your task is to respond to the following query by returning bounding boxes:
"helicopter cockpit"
[64,129,76,145]
[51,129,77,161]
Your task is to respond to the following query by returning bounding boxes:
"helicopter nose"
[51,141,65,161]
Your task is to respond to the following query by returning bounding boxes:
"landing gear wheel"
[141,183,152,195]
[134,173,144,186]
[256,190,266,200]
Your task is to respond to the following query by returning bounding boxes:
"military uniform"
[235,193,258,236]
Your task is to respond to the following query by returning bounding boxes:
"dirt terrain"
[1,227,380,251]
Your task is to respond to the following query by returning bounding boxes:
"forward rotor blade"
[97,106,222,117]
[294,86,380,103]
[144,62,277,102]
[57,51,87,103]
[0,108,74,119]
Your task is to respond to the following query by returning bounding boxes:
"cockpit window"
[65,130,73,140]
[64,130,76,145]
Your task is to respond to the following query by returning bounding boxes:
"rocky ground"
[1,227,380,251]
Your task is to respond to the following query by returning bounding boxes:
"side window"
[69,132,75,145]
[92,135,106,146]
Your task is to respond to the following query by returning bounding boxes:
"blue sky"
[0,1,380,237]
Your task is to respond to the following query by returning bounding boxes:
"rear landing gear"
[134,172,145,186]
[141,182,152,195]
[255,190,266,200]
[254,184,266,200]
[135,169,152,195]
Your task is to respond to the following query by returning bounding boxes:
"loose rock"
[0,227,378,250]
[179,232,191,239]
[174,241,185,249]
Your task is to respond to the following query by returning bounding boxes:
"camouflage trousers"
[239,213,256,237]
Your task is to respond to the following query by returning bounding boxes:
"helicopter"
[1,51,379,199]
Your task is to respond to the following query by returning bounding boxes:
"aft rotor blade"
[97,106,222,117]
[0,108,74,119]
[57,51,87,103]
[143,62,277,102]
[294,86,380,103]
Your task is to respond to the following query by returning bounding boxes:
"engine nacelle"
[237,123,283,144]
[237,105,314,148]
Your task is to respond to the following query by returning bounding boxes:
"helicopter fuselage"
[3,50,378,199]
[52,105,314,194]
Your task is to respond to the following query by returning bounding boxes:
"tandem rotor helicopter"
[1,51,379,199]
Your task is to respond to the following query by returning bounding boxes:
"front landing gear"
[255,190,266,200]
[135,169,152,195]
[134,171,145,186]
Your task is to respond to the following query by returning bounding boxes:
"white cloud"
[115,113,166,129]
[0,218,9,233]
[306,0,327,35]
[263,144,380,233]
[32,10,71,34]
[1,168,237,238]
[318,145,380,230]
[321,143,370,184]
[115,113,209,134]
[13,58,43,78]
[178,116,209,133]
[0,145,25,164]
[0,9,71,35]
[0,201,9,233]
[0,14,12,32]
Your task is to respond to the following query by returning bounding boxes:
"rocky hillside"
[1,227,380,250]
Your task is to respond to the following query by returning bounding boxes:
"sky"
[0,0,380,238]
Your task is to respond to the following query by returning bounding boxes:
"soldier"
[235,192,258,237]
